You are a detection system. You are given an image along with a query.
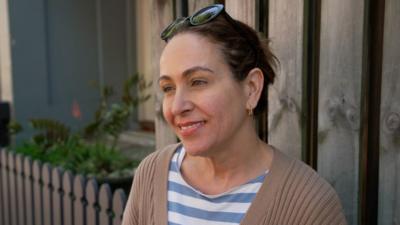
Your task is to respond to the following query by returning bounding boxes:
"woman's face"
[159,33,250,156]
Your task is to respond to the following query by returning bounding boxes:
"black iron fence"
[0,148,128,225]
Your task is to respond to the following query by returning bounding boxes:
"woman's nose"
[171,89,193,115]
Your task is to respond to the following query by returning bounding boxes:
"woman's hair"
[169,14,278,115]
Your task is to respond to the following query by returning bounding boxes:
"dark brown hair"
[167,13,278,115]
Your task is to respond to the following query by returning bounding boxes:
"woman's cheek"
[162,99,173,124]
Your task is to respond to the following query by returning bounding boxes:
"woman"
[122,4,347,225]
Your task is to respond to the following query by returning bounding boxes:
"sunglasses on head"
[161,4,225,41]
[160,4,259,66]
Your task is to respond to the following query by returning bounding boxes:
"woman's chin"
[181,142,210,157]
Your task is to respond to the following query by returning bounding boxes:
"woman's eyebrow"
[158,75,171,84]
[158,66,214,84]
[182,66,214,78]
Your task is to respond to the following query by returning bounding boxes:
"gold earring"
[248,107,253,116]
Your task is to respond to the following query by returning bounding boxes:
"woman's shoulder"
[270,147,333,188]
[266,147,347,224]
[270,147,341,200]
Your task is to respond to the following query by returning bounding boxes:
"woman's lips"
[177,121,205,137]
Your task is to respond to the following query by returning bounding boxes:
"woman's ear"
[244,68,264,109]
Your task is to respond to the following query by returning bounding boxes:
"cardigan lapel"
[153,143,181,225]
[239,147,294,225]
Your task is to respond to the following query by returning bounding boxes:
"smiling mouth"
[177,121,206,136]
[180,121,204,130]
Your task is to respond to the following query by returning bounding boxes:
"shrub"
[8,74,149,179]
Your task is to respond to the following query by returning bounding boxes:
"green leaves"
[29,118,71,149]
[13,136,140,178]
[8,120,23,136]
[8,73,148,179]
[83,74,151,148]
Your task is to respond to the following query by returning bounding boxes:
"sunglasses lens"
[161,17,187,40]
[190,4,224,25]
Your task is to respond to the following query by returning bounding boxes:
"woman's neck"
[180,128,273,195]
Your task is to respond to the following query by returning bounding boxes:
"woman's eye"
[191,79,207,86]
[161,85,175,93]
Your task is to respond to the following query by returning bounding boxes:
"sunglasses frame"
[161,4,224,41]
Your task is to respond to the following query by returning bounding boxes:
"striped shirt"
[167,147,268,225]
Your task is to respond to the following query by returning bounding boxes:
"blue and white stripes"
[167,147,268,225]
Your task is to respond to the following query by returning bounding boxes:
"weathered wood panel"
[136,0,157,124]
[317,0,364,224]
[136,0,176,149]
[267,0,304,159]
[225,0,255,27]
[153,0,177,149]
[379,0,400,224]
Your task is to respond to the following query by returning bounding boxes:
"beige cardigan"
[122,144,347,225]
